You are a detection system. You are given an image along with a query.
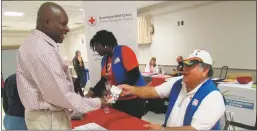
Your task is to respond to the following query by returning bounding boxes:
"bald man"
[16,2,107,130]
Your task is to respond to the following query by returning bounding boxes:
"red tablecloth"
[151,75,171,86]
[71,108,149,130]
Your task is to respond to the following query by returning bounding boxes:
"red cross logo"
[88,16,97,26]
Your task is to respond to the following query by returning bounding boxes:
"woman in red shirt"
[85,30,146,118]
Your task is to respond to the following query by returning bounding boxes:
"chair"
[220,66,229,79]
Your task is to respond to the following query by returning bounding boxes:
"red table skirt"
[71,108,149,130]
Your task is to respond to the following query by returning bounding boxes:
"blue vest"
[163,79,223,130]
[101,45,146,86]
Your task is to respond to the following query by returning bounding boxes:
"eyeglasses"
[183,60,202,67]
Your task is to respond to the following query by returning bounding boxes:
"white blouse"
[145,63,159,74]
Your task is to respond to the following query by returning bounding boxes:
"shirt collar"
[182,78,209,95]
[32,29,58,49]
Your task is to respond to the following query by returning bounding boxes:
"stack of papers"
[73,123,107,130]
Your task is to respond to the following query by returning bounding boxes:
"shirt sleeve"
[191,91,226,130]
[145,64,150,72]
[32,52,101,113]
[155,76,183,98]
[154,66,159,74]
[155,79,176,98]
[121,46,139,71]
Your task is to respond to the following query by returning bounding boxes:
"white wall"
[2,28,88,63]
[2,50,18,79]
[137,1,256,69]
[2,30,30,46]
[60,28,88,62]
[2,1,256,70]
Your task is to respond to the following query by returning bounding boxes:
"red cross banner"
[82,1,137,87]
[88,16,97,26]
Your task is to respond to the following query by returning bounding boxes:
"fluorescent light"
[4,12,24,16]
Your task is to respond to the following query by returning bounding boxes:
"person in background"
[73,50,86,96]
[1,73,4,88]
[85,30,146,119]
[73,76,84,97]
[73,50,86,88]
[145,57,159,74]
[176,56,184,71]
[119,49,225,130]
[1,73,4,98]
[171,56,184,76]
[3,74,27,130]
[16,2,107,130]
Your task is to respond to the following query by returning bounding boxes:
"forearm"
[89,77,106,97]
[39,79,101,113]
[65,92,102,112]
[123,67,140,85]
[131,86,160,99]
[163,126,196,130]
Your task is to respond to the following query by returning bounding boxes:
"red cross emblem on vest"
[88,16,97,26]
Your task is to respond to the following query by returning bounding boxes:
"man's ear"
[44,17,50,28]
[202,68,209,77]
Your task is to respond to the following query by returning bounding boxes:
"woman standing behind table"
[145,57,159,74]
[85,30,146,118]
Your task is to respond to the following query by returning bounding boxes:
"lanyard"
[105,56,110,73]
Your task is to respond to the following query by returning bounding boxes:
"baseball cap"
[183,49,213,66]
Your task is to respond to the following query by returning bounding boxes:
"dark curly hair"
[90,30,118,51]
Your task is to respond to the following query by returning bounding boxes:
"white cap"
[184,49,213,65]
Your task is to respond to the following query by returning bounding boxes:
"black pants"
[145,99,167,114]
[113,98,146,119]
[77,70,86,87]
[73,77,84,97]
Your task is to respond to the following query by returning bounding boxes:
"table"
[71,108,149,130]
[151,75,171,87]
[217,81,256,129]
[141,73,171,87]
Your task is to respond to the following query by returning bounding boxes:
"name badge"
[114,57,120,64]
[192,99,198,106]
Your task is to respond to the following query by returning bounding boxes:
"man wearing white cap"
[118,49,226,130]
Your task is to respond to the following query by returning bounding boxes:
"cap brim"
[183,57,203,66]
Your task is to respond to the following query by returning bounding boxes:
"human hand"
[99,97,109,108]
[117,84,134,96]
